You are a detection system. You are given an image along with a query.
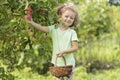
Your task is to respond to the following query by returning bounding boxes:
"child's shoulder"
[48,24,56,29]
[49,24,58,28]
[69,28,76,32]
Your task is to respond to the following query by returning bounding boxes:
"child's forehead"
[62,10,76,17]
[62,7,76,13]
[63,9,76,15]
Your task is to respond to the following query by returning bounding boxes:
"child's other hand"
[56,51,65,57]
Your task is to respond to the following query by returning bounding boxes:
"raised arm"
[28,20,49,33]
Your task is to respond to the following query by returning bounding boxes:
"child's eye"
[70,17,74,19]
[70,17,74,20]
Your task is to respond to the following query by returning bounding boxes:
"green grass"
[74,66,120,80]
[11,66,120,80]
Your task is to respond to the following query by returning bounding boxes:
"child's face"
[60,10,75,27]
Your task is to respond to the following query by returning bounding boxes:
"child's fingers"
[28,20,33,25]
[30,17,33,21]
[56,53,63,57]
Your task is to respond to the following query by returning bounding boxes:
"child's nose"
[67,17,71,20]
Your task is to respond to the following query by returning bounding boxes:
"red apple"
[27,6,33,15]
[24,14,32,20]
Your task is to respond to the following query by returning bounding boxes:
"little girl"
[27,3,79,80]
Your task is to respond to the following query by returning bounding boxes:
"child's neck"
[58,24,69,31]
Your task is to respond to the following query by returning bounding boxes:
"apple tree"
[0,0,67,79]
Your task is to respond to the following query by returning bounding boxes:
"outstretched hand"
[24,14,32,20]
[23,6,34,25]
[27,18,34,25]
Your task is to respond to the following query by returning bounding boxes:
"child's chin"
[64,23,71,27]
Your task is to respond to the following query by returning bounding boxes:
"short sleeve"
[48,25,55,35]
[71,30,78,41]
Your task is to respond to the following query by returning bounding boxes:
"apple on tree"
[24,14,32,20]
[24,6,33,20]
[27,6,33,15]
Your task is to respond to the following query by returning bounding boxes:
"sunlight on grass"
[11,66,120,80]
[11,67,54,80]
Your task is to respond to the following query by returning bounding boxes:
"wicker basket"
[49,56,73,78]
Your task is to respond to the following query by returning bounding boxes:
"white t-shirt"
[48,25,78,67]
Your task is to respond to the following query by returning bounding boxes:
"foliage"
[75,0,120,72]
[74,67,120,80]
[76,35,120,72]
[0,0,67,79]
[7,66,120,80]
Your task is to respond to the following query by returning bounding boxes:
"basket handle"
[55,56,66,66]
